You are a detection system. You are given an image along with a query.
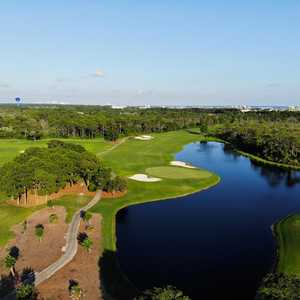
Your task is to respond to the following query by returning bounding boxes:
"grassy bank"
[275,215,300,275]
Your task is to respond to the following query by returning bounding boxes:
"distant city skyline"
[1,1,300,106]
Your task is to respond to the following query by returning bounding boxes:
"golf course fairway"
[90,131,220,251]
[275,215,300,276]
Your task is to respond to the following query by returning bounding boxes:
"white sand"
[134,135,154,141]
[128,173,161,182]
[170,161,196,169]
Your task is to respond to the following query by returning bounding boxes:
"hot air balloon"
[15,97,21,106]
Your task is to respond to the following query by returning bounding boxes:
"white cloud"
[91,69,105,77]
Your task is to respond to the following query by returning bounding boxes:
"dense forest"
[0,104,299,166]
[0,140,127,203]
[213,120,300,166]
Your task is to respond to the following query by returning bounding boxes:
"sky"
[0,1,300,106]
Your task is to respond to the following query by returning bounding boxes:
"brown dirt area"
[0,206,68,275]
[38,213,103,300]
[8,182,96,207]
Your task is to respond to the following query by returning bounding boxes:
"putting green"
[146,166,212,179]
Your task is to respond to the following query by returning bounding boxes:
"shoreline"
[94,135,221,299]
[96,137,300,299]
[97,174,220,299]
[190,131,300,171]
[235,149,300,171]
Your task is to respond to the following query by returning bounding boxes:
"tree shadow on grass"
[99,250,140,300]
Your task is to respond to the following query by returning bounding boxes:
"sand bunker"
[170,161,196,169]
[134,135,154,141]
[128,173,161,182]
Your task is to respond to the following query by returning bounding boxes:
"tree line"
[1,104,298,141]
[212,120,300,166]
[0,140,127,204]
[0,104,299,164]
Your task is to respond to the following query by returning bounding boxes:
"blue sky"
[0,1,300,106]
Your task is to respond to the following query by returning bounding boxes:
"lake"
[116,142,300,300]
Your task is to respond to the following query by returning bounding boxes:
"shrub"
[49,213,58,223]
[77,232,93,252]
[135,286,191,300]
[16,283,38,300]
[69,280,83,300]
[35,224,44,242]
[257,272,300,300]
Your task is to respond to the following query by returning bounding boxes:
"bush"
[47,200,54,208]
[102,176,127,193]
[257,272,300,300]
[135,286,191,300]
[35,224,44,241]
[16,283,38,300]
[49,213,58,223]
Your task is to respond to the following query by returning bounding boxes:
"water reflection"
[250,160,300,188]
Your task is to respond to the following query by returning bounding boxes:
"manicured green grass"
[276,215,300,275]
[53,194,92,223]
[0,138,111,165]
[90,131,220,251]
[146,166,212,179]
[0,198,43,247]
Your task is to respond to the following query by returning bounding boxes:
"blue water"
[116,142,300,300]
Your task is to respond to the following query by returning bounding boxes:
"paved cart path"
[35,191,102,286]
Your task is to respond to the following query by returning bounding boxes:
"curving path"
[97,137,127,157]
[35,191,102,286]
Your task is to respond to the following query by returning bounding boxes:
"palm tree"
[21,267,35,284]
[69,280,83,300]
[16,283,38,300]
[4,254,17,277]
[77,232,93,253]
[135,285,191,300]
[35,224,44,242]
[81,237,93,253]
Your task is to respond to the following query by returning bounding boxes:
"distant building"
[112,105,127,109]
[288,106,300,111]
